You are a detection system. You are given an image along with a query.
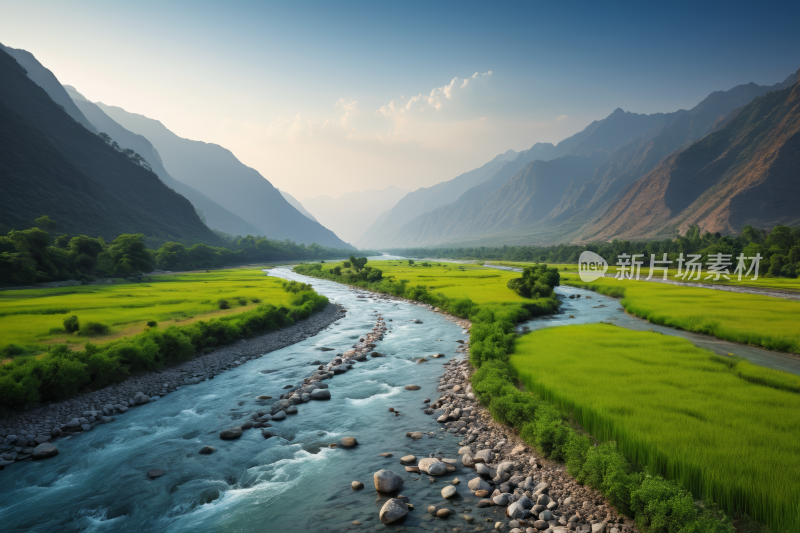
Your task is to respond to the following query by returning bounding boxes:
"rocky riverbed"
[0,302,345,468]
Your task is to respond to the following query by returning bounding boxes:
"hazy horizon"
[1,0,798,198]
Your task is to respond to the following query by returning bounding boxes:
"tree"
[349,256,368,271]
[97,234,153,277]
[34,215,58,233]
[507,264,560,299]
[155,242,189,270]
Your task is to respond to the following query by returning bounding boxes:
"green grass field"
[331,260,532,305]
[562,274,800,354]
[0,268,292,359]
[512,323,800,532]
[489,260,800,292]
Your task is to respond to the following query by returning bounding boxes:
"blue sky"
[1,1,797,198]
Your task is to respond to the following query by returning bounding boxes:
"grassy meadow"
[337,259,532,305]
[0,268,293,360]
[489,260,800,292]
[512,323,800,531]
[562,274,800,354]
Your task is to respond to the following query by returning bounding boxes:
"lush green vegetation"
[563,274,800,354]
[0,275,328,409]
[386,223,800,279]
[295,259,744,532]
[510,324,800,532]
[0,269,297,360]
[506,263,560,298]
[0,217,369,286]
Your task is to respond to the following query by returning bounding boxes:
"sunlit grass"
[0,269,291,357]
[563,274,800,354]
[325,260,531,305]
[512,323,800,532]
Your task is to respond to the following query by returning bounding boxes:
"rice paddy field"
[0,268,292,359]
[331,259,531,305]
[562,274,800,354]
[511,323,800,532]
[489,261,800,292]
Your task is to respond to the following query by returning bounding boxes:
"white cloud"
[377,70,493,118]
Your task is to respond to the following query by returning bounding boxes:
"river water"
[1,262,797,532]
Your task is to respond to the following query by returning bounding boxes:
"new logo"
[579,251,608,282]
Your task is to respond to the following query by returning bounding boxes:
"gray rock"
[147,469,165,479]
[493,493,512,506]
[534,520,548,530]
[284,405,298,415]
[219,427,243,439]
[427,461,448,476]
[199,446,216,454]
[591,524,607,533]
[310,389,331,400]
[538,510,553,521]
[537,494,551,506]
[507,501,526,519]
[31,443,58,460]
[533,482,550,495]
[351,481,364,490]
[34,435,50,445]
[474,449,494,463]
[436,508,451,518]
[441,485,458,498]
[467,477,492,492]
[134,395,151,405]
[476,499,493,508]
[374,469,404,493]
[476,463,496,477]
[517,496,533,509]
[271,411,287,421]
[65,418,80,428]
[462,454,475,467]
[80,424,92,432]
[379,498,408,524]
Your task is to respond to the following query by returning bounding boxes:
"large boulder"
[462,454,475,467]
[507,501,527,519]
[418,457,440,473]
[476,463,495,477]
[374,469,404,493]
[467,477,492,492]
[379,498,409,524]
[219,427,243,439]
[31,443,58,460]
[339,437,358,448]
[493,493,512,506]
[310,389,331,400]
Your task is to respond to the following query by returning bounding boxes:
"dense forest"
[0,216,368,286]
[386,224,800,278]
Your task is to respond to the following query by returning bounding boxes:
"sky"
[1,1,798,199]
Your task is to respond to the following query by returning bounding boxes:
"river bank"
[0,302,345,468]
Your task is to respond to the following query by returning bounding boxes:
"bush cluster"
[0,288,327,409]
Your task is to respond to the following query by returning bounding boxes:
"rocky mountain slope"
[0,48,218,244]
[63,86,263,237]
[95,103,353,248]
[584,76,800,240]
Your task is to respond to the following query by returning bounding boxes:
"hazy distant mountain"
[95,103,353,249]
[301,186,409,244]
[0,43,96,134]
[279,190,317,222]
[0,48,217,244]
[584,76,800,240]
[63,85,264,237]
[376,153,608,247]
[355,149,521,248]
[371,72,797,248]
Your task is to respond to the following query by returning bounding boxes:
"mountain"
[370,72,797,248]
[63,85,263,237]
[279,190,317,222]
[375,153,608,247]
[355,149,521,248]
[94,103,353,249]
[583,75,800,240]
[0,43,96,134]
[0,48,218,244]
[302,186,409,244]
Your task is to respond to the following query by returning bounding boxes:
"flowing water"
[2,261,797,532]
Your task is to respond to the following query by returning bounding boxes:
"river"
[1,262,797,532]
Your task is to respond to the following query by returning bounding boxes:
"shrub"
[251,297,261,303]
[238,298,247,306]
[63,314,80,333]
[0,343,25,358]
[146,320,158,328]
[48,327,66,335]
[217,299,230,309]
[78,321,109,336]
[630,475,697,533]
